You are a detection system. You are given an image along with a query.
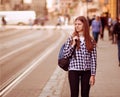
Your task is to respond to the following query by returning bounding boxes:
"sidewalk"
[61,30,120,97]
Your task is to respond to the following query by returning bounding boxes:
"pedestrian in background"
[100,13,107,40]
[111,17,117,44]
[107,14,113,40]
[1,16,7,31]
[91,16,102,43]
[63,16,97,97]
[89,14,95,26]
[1,16,7,26]
[113,15,120,66]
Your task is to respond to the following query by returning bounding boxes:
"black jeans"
[68,70,91,97]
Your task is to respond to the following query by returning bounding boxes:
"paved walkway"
[61,30,120,97]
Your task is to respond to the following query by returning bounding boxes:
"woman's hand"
[89,75,95,86]
[72,36,78,47]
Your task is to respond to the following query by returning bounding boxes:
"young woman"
[63,16,97,97]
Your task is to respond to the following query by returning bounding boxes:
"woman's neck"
[78,31,84,37]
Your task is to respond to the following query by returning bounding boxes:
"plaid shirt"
[63,36,97,75]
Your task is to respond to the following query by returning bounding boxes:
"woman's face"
[74,20,84,32]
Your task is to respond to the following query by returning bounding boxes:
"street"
[0,26,120,97]
[0,26,72,97]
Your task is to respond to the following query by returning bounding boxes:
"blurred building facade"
[99,0,120,18]
[81,0,119,18]
[46,0,79,16]
[0,0,47,17]
[0,0,119,18]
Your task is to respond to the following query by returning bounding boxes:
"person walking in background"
[63,16,97,97]
[100,13,107,40]
[1,16,7,26]
[28,18,33,29]
[111,17,117,44]
[89,14,95,26]
[107,14,113,40]
[55,15,62,30]
[1,16,7,31]
[91,16,102,43]
[113,15,120,66]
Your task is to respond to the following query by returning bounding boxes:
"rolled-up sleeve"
[63,36,74,58]
[91,46,97,75]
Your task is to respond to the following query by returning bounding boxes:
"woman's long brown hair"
[72,16,96,52]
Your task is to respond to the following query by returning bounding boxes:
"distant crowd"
[88,13,120,44]
[88,13,120,66]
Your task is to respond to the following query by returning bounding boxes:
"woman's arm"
[91,46,97,76]
[63,36,75,58]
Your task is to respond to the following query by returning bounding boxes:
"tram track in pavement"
[0,28,66,97]
[0,29,52,60]
[0,29,54,91]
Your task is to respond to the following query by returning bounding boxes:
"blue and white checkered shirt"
[63,36,97,75]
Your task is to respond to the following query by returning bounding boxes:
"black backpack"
[58,43,76,71]
[58,43,69,71]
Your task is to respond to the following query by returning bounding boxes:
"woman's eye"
[75,23,82,25]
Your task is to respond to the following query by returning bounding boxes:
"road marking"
[0,29,21,37]
[0,30,53,91]
[1,30,66,96]
[38,31,67,97]
[0,30,53,61]
[2,31,43,47]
